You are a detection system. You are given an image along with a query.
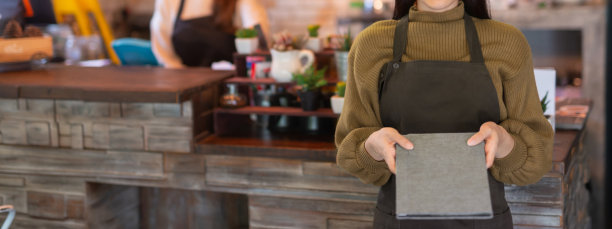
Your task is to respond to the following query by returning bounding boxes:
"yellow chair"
[52,0,119,64]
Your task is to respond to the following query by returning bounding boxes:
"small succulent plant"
[336,81,346,97]
[307,24,320,38]
[235,28,258,38]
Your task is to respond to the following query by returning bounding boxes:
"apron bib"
[171,0,236,67]
[374,13,513,229]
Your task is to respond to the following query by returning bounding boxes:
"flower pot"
[335,51,349,82]
[330,95,344,114]
[270,49,315,82]
[298,91,320,111]
[235,38,258,54]
[304,37,322,52]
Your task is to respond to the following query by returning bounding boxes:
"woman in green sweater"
[335,0,554,228]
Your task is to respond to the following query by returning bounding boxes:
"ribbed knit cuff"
[355,141,389,175]
[493,133,528,172]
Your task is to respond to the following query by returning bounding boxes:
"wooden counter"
[0,66,592,229]
[0,66,232,103]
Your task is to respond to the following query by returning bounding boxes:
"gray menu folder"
[396,132,493,220]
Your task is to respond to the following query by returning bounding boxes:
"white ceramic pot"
[304,37,322,52]
[270,49,315,82]
[235,38,258,54]
[331,95,344,114]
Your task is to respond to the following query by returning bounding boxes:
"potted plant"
[270,31,314,82]
[304,24,322,52]
[292,65,327,111]
[331,81,346,114]
[234,28,258,54]
[329,30,353,82]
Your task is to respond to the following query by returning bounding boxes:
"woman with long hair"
[150,0,268,68]
[335,0,553,228]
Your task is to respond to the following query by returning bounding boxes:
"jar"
[219,84,247,108]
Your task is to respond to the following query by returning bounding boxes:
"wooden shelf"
[215,106,339,118]
[196,135,336,162]
[233,50,336,58]
[224,77,291,85]
[196,121,336,162]
[224,76,339,86]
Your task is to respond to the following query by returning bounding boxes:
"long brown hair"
[393,0,490,20]
[213,0,238,34]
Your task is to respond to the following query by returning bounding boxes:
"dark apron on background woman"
[374,13,513,228]
[171,0,236,67]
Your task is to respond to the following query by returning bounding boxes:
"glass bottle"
[220,84,247,108]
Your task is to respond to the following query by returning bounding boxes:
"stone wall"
[0,98,193,153]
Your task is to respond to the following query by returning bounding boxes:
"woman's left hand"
[467,122,515,168]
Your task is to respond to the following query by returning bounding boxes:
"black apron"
[374,13,513,228]
[171,0,236,67]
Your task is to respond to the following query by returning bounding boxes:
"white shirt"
[150,0,269,68]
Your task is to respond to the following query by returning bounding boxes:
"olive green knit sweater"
[335,2,554,187]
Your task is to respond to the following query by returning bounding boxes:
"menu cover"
[395,132,493,220]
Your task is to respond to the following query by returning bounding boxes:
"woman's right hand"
[365,127,414,174]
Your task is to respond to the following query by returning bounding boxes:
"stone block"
[0,176,25,187]
[121,103,154,118]
[110,103,121,117]
[0,120,27,145]
[182,101,193,117]
[26,99,54,115]
[71,124,84,149]
[148,138,191,153]
[56,100,110,117]
[26,121,51,146]
[66,195,84,219]
[89,123,109,149]
[27,191,67,219]
[164,153,205,173]
[147,126,191,138]
[109,125,144,150]
[59,136,72,148]
[58,122,71,135]
[0,99,19,112]
[0,187,26,212]
[25,176,85,193]
[153,103,181,117]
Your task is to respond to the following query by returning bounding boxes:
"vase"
[335,51,349,82]
[298,91,320,111]
[235,38,258,54]
[330,95,344,114]
[270,49,315,83]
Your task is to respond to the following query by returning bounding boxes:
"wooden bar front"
[0,67,591,228]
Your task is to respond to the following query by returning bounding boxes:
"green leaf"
[291,65,328,91]
[235,28,258,38]
[540,91,550,113]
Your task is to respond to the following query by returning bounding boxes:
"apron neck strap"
[463,13,484,63]
[392,16,410,62]
[392,12,485,64]
[177,0,187,21]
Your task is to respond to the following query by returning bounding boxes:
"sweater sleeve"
[335,31,391,186]
[490,48,554,186]
[150,0,185,69]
